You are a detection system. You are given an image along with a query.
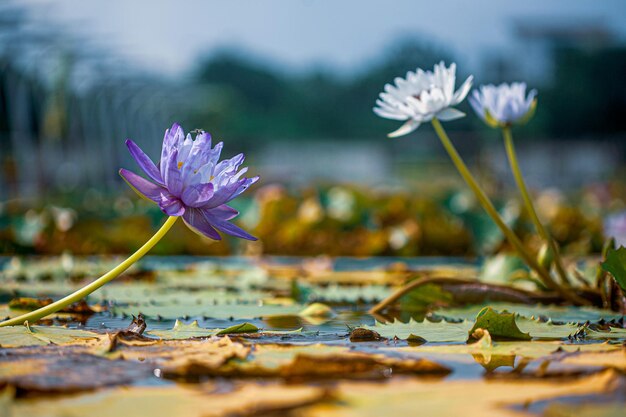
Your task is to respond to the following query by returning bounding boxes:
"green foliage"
[479,254,529,285]
[469,307,531,340]
[187,39,460,141]
[601,246,626,292]
[398,284,454,313]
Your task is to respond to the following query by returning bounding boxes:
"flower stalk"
[502,126,572,287]
[431,118,587,304]
[0,216,179,327]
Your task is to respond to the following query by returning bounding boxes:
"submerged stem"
[430,119,587,304]
[502,126,572,287]
[0,216,179,327]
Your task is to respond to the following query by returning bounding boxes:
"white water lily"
[469,82,537,128]
[373,61,473,137]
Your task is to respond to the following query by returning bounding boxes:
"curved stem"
[369,275,544,315]
[369,276,475,315]
[430,119,587,305]
[0,216,179,327]
[502,127,572,287]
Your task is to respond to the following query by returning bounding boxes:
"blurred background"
[1,0,626,257]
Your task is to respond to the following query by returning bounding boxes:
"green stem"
[502,126,572,287]
[0,216,179,327]
[430,119,586,304]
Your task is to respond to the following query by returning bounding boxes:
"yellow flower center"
[177,161,184,169]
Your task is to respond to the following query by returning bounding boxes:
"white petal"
[374,107,408,121]
[452,75,474,104]
[437,107,466,121]
[387,119,421,138]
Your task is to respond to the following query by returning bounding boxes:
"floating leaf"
[298,365,619,417]
[433,303,623,323]
[144,321,297,340]
[0,351,152,394]
[298,303,335,318]
[112,303,303,320]
[364,319,473,342]
[215,322,259,335]
[9,382,328,417]
[299,283,393,304]
[468,307,531,341]
[146,320,214,339]
[396,338,622,360]
[515,317,579,340]
[163,343,450,379]
[582,326,626,341]
[0,324,102,348]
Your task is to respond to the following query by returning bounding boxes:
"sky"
[17,0,626,77]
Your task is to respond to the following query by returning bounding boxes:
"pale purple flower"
[373,61,473,137]
[119,123,258,241]
[469,82,537,128]
[604,211,626,247]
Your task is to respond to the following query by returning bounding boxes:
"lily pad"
[364,319,473,342]
[9,382,328,417]
[146,321,262,339]
[432,303,623,323]
[582,326,626,341]
[0,324,102,348]
[468,307,531,341]
[111,303,304,320]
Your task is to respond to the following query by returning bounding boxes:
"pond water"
[2,255,624,416]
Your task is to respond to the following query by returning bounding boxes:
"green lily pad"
[0,323,101,348]
[583,326,626,340]
[395,332,621,360]
[298,303,335,318]
[364,319,473,342]
[215,322,259,335]
[433,303,622,323]
[145,320,302,340]
[146,320,259,339]
[112,303,303,320]
[515,317,579,340]
[366,306,581,342]
[468,307,531,341]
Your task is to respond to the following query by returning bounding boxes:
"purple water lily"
[119,123,259,241]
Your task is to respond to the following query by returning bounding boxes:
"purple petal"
[160,123,184,178]
[207,176,259,208]
[204,208,257,241]
[181,183,214,207]
[202,180,244,208]
[126,140,163,185]
[213,153,244,180]
[163,149,183,197]
[158,194,185,216]
[182,208,221,240]
[119,169,169,204]
[182,132,212,174]
[208,205,239,221]
[232,176,259,198]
